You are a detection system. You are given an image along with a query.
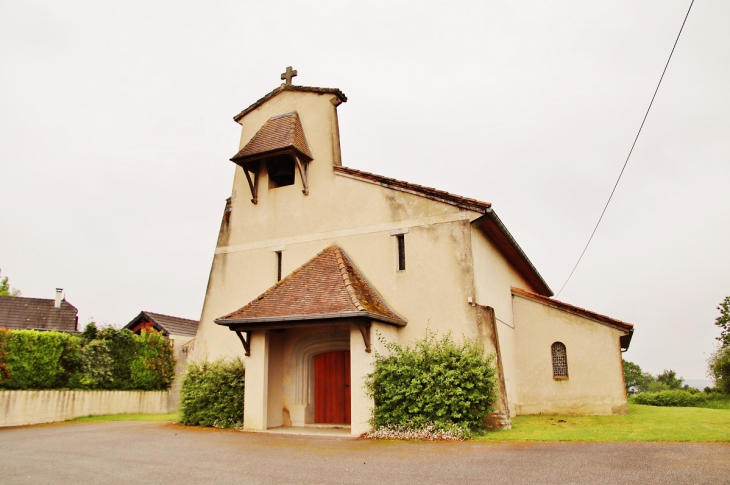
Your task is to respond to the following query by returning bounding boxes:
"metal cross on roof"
[281,66,297,85]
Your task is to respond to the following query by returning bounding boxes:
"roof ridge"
[143,311,198,322]
[332,246,366,312]
[216,244,407,326]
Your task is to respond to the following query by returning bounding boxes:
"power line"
[555,0,695,298]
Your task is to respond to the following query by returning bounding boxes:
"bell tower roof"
[230,111,312,163]
[233,84,347,123]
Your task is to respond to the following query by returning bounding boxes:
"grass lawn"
[476,404,730,442]
[69,413,180,423]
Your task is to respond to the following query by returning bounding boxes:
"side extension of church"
[192,73,634,435]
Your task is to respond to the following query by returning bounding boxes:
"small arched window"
[551,342,568,379]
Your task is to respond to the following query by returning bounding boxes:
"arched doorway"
[314,350,351,424]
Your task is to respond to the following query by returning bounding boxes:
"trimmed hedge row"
[0,325,175,391]
[631,389,706,407]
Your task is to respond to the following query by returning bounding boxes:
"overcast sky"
[1,1,728,382]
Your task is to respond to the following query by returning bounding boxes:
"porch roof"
[215,245,407,330]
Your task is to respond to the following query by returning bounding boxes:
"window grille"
[551,342,568,378]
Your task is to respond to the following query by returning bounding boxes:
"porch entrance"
[314,350,351,424]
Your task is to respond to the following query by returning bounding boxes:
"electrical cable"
[555,0,695,298]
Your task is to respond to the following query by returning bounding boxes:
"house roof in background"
[0,296,78,332]
[230,111,313,163]
[125,311,199,338]
[217,245,406,327]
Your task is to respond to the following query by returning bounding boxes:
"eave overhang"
[215,311,407,331]
[474,209,553,297]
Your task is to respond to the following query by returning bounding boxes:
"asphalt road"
[1,421,729,484]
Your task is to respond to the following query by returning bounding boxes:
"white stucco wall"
[0,390,172,427]
[511,294,629,415]
[469,226,535,416]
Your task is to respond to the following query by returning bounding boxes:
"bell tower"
[229,68,347,205]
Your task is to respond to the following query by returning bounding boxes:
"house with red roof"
[192,69,634,435]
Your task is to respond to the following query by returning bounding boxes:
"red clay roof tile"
[217,245,406,326]
[231,111,312,163]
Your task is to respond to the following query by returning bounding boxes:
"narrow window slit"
[397,234,405,271]
[276,251,282,281]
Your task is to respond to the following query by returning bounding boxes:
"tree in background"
[0,270,21,297]
[708,347,730,394]
[714,296,730,349]
[708,295,730,394]
[656,369,684,390]
[623,361,694,394]
[622,360,654,395]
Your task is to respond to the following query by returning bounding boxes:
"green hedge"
[365,330,499,432]
[180,358,245,428]
[0,325,175,391]
[631,390,706,407]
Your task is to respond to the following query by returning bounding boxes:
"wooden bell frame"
[237,149,311,205]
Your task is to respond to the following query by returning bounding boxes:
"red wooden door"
[314,350,351,424]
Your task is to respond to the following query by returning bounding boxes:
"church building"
[192,68,634,435]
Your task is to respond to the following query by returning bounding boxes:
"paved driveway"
[1,421,728,484]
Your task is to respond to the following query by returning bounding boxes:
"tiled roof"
[334,165,552,296]
[511,288,634,332]
[334,165,492,213]
[125,311,199,338]
[217,245,406,326]
[231,111,312,163]
[0,296,78,332]
[233,85,347,123]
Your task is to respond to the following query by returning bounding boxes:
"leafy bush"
[79,340,114,388]
[130,330,175,390]
[95,325,137,389]
[0,329,12,386]
[631,390,705,407]
[0,326,175,391]
[365,330,498,432]
[180,358,245,428]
